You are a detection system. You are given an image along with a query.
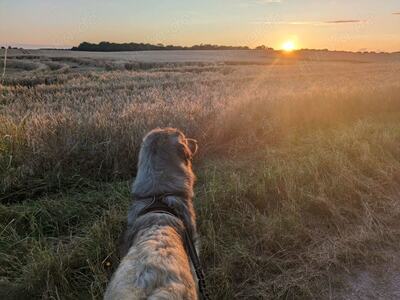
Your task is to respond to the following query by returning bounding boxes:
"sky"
[1,0,399,52]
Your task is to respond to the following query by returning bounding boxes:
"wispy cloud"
[254,20,365,26]
[393,12,400,15]
[324,19,363,24]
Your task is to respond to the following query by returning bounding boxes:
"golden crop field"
[1,49,400,299]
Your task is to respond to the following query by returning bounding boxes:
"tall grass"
[1,57,400,298]
[1,48,7,83]
[1,62,399,198]
[1,119,399,299]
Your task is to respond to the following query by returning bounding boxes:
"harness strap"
[137,195,211,300]
[183,229,211,300]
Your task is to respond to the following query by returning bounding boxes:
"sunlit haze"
[1,0,400,51]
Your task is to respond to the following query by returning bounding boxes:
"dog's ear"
[186,138,198,156]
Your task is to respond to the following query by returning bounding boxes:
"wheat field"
[1,49,400,299]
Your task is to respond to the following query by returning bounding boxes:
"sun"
[282,40,296,52]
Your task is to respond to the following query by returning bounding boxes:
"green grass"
[0,182,130,299]
[199,119,400,298]
[1,117,400,299]
[1,56,400,299]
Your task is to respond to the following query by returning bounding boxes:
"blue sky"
[1,0,399,51]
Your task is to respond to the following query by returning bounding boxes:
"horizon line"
[1,42,399,54]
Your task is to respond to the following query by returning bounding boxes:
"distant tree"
[255,45,274,51]
[1,46,5,49]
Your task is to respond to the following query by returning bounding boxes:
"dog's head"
[139,128,198,175]
[140,127,198,167]
[135,128,198,196]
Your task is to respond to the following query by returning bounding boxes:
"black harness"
[136,194,211,300]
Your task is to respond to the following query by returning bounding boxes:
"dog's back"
[104,214,196,300]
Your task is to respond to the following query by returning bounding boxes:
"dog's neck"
[124,158,197,258]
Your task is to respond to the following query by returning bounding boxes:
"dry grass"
[1,53,400,299]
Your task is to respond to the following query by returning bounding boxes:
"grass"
[199,119,400,298]
[0,182,129,299]
[1,52,400,299]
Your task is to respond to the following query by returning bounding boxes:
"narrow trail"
[332,192,400,300]
[334,259,400,299]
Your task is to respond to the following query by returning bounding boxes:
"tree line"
[71,42,273,52]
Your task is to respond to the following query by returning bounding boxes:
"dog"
[104,128,201,300]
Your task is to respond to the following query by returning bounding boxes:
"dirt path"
[332,253,400,300]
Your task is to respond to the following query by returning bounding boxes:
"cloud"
[324,20,364,24]
[254,20,365,26]
[393,12,400,15]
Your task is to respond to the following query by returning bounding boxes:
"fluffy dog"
[105,128,200,300]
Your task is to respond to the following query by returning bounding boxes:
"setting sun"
[282,40,296,52]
